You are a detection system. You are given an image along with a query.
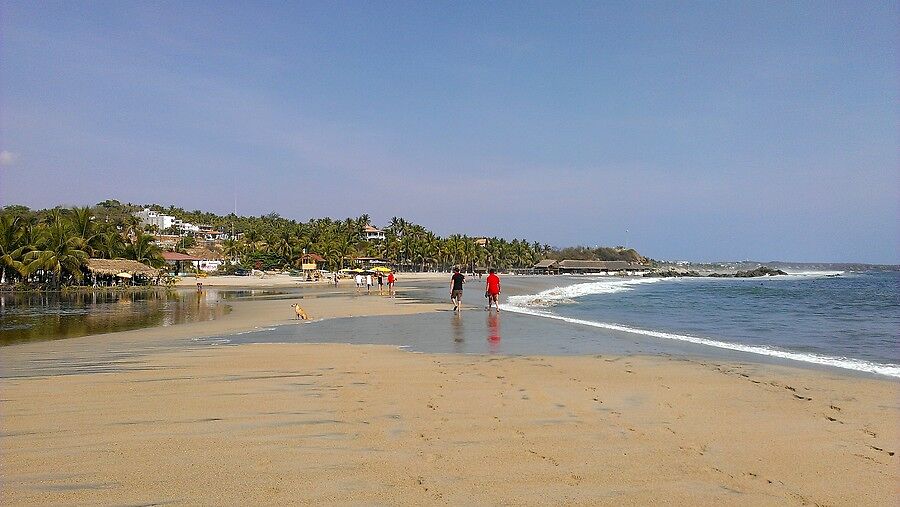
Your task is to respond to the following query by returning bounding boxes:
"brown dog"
[291,303,310,320]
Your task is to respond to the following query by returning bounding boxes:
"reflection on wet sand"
[0,289,231,345]
[487,312,501,353]
[451,313,464,353]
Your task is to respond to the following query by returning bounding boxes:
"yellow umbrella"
[372,266,392,273]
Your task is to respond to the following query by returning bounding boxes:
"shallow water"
[197,309,737,358]
[0,289,232,345]
[193,272,900,379]
[503,271,900,377]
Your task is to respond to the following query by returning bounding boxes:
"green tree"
[23,213,88,288]
[124,231,164,267]
[0,215,28,283]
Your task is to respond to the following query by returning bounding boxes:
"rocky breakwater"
[646,266,788,278]
[711,266,788,278]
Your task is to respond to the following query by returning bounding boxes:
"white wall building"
[135,208,175,231]
[363,225,386,241]
[198,260,223,272]
[135,209,199,234]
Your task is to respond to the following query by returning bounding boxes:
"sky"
[0,1,897,263]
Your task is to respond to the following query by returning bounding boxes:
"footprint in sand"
[869,445,895,457]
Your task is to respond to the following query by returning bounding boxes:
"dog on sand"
[291,303,310,320]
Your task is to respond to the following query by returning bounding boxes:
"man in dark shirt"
[450,267,465,312]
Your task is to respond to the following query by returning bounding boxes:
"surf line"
[500,304,900,379]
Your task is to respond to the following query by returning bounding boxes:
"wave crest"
[499,304,899,378]
[506,278,661,308]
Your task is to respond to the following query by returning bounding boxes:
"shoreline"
[1,275,897,504]
[3,273,897,380]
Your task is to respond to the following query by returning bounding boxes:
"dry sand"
[1,279,898,505]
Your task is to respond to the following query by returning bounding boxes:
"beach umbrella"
[116,272,133,279]
[372,266,392,273]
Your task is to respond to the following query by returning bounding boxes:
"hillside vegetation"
[1,200,647,287]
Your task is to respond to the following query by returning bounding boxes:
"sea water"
[200,271,898,378]
[503,271,900,378]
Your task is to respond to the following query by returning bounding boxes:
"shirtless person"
[449,267,465,312]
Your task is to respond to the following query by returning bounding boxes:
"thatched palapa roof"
[186,246,224,260]
[161,251,202,262]
[557,260,630,270]
[86,258,160,277]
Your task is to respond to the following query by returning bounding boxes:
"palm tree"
[124,231,164,267]
[0,215,27,283]
[96,230,126,259]
[222,238,244,263]
[243,228,267,253]
[325,236,355,270]
[270,229,294,265]
[23,215,88,288]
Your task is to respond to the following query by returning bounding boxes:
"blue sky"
[1,1,897,263]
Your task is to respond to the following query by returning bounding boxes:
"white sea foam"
[191,337,232,345]
[761,270,846,281]
[780,270,845,276]
[506,278,661,308]
[500,304,900,378]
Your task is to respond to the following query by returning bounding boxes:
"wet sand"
[1,275,898,505]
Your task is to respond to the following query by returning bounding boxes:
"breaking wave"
[502,275,899,378]
[505,278,662,308]
[500,304,899,378]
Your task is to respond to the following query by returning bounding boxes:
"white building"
[363,225,386,241]
[135,208,175,231]
[135,209,199,234]
[172,219,199,234]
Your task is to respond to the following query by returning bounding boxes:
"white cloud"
[0,150,18,166]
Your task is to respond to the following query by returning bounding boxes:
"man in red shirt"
[485,268,501,312]
[387,271,396,297]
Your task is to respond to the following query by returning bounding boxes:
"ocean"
[4,271,897,380]
[503,271,899,377]
[195,271,899,379]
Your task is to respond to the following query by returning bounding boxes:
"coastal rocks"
[646,266,788,278]
[644,269,702,278]
[710,267,788,278]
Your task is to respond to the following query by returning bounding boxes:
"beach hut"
[161,251,203,275]
[533,259,559,275]
[556,260,630,275]
[85,259,160,286]
[298,253,326,271]
[352,257,392,270]
[186,246,225,272]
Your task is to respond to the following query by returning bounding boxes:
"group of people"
[353,271,396,296]
[450,268,501,313]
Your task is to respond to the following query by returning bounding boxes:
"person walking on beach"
[377,273,384,295]
[450,267,465,312]
[387,271,396,297]
[486,268,501,312]
[355,273,363,293]
[365,274,373,294]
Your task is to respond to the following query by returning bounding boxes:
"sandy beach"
[2,276,897,505]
